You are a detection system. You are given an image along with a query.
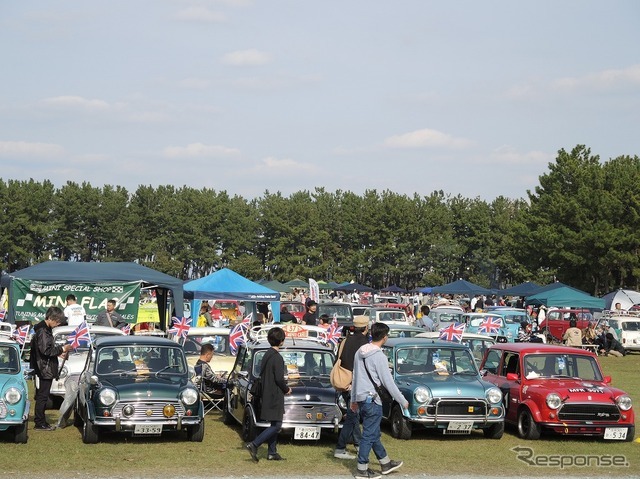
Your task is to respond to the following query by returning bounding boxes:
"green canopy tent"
[526,285,605,309]
[283,278,308,289]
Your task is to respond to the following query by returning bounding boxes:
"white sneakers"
[334,450,357,460]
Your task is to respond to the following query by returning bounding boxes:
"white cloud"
[489,145,553,166]
[162,142,241,158]
[0,140,65,157]
[42,95,113,111]
[222,49,272,66]
[248,156,320,174]
[175,7,226,23]
[552,64,640,91]
[383,128,472,149]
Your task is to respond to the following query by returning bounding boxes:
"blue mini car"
[0,339,29,443]
[463,313,520,343]
[381,337,504,440]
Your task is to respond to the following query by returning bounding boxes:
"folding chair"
[194,364,226,415]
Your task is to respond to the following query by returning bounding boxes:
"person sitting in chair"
[194,343,218,393]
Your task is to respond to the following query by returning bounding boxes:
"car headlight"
[58,366,68,379]
[181,388,199,406]
[337,394,347,409]
[546,393,562,409]
[617,395,632,411]
[98,388,117,406]
[414,387,430,404]
[4,387,22,405]
[486,387,502,404]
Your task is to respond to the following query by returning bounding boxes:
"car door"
[483,349,521,423]
[227,346,248,421]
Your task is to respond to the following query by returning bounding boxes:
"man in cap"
[333,315,370,460]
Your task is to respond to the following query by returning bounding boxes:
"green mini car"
[0,338,29,443]
[75,336,203,444]
[381,337,505,440]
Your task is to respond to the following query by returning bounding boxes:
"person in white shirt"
[63,294,86,327]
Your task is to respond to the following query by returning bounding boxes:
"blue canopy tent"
[184,268,281,322]
[381,284,407,293]
[334,282,376,293]
[431,279,491,296]
[499,281,541,297]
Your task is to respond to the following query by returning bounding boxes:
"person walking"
[245,327,291,462]
[351,322,407,479]
[31,306,73,430]
[333,315,370,460]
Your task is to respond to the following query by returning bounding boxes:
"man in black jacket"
[334,315,370,460]
[31,307,73,430]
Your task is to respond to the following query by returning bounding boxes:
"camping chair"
[194,364,226,415]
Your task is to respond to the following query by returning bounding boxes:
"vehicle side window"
[502,353,520,377]
[232,347,247,375]
[483,349,501,374]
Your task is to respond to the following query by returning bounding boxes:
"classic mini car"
[416,332,496,365]
[210,300,242,325]
[381,337,504,440]
[539,308,593,342]
[47,325,126,406]
[370,308,410,326]
[280,301,306,322]
[604,313,640,352]
[182,326,234,371]
[480,343,635,441]
[387,324,428,339]
[0,339,29,443]
[75,336,204,444]
[316,302,354,329]
[429,306,464,330]
[224,324,343,441]
[462,313,517,343]
[485,307,532,328]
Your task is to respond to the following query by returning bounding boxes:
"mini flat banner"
[309,278,319,303]
[11,279,141,323]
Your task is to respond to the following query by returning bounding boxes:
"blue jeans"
[252,420,282,456]
[357,401,387,466]
[336,392,362,450]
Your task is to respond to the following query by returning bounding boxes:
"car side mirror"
[479,369,487,377]
[603,375,612,384]
[188,366,195,378]
[506,372,519,381]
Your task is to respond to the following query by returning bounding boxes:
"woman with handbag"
[245,327,291,462]
[351,322,408,479]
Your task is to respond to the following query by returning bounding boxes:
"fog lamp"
[163,404,176,418]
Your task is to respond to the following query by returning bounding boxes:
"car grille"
[111,401,186,420]
[0,401,7,419]
[558,403,621,422]
[284,403,341,423]
[427,399,487,417]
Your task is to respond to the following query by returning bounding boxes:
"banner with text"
[11,279,141,323]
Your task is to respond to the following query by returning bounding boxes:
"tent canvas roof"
[499,281,541,297]
[184,268,280,301]
[260,280,291,293]
[431,279,491,296]
[526,285,604,309]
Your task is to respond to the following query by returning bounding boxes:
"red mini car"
[538,308,593,341]
[479,343,635,441]
[280,301,305,322]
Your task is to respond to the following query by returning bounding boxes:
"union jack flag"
[121,323,131,335]
[14,325,31,346]
[324,314,343,345]
[68,320,91,349]
[169,316,191,339]
[229,320,251,355]
[477,316,502,335]
[439,322,465,342]
[0,309,5,320]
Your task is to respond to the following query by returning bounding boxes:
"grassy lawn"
[1,353,638,477]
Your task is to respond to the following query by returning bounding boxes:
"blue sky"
[1,1,638,201]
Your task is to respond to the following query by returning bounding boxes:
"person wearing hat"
[333,315,370,460]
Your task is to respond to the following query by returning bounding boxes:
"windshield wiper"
[109,368,138,376]
[154,365,181,377]
[452,371,477,376]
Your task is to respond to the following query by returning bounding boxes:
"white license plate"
[446,421,473,432]
[604,427,628,440]
[294,426,321,440]
[133,424,163,435]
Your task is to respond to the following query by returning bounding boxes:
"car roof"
[388,325,424,332]
[488,342,595,356]
[94,335,181,347]
[416,331,495,341]
[246,338,333,352]
[385,337,469,349]
[187,326,230,336]
[53,325,125,334]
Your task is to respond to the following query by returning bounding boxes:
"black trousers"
[35,378,53,427]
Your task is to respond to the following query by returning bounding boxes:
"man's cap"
[353,315,369,327]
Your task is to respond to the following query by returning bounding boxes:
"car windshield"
[253,349,335,378]
[55,331,123,352]
[395,347,478,375]
[378,311,406,322]
[523,353,603,381]
[388,328,422,338]
[318,305,352,320]
[469,316,503,328]
[0,345,20,374]
[500,314,526,324]
[284,303,305,313]
[183,334,231,356]
[462,338,494,362]
[96,345,187,376]
[433,311,463,323]
[621,321,640,331]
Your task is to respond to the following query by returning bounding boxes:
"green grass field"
[1,354,638,477]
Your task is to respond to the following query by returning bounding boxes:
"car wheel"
[517,408,541,440]
[390,405,412,440]
[242,407,257,442]
[13,422,28,444]
[82,420,100,444]
[624,425,635,442]
[483,422,504,439]
[187,420,205,442]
